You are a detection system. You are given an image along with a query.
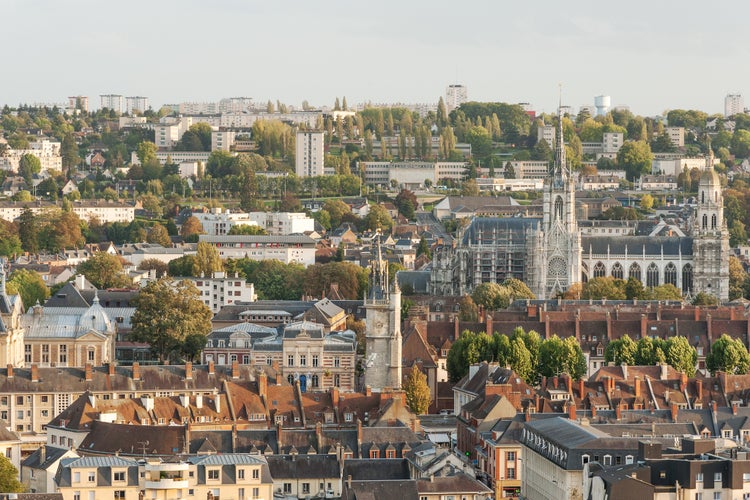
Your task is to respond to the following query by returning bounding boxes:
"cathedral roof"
[581,235,693,257]
[460,217,539,246]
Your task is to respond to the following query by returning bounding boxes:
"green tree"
[634,337,666,366]
[227,225,267,235]
[323,200,352,228]
[508,337,534,383]
[61,133,79,171]
[147,223,172,247]
[729,256,747,301]
[394,188,418,219]
[617,140,653,181]
[403,365,431,414]
[6,269,49,309]
[538,335,586,380]
[706,334,750,375]
[193,242,224,277]
[416,237,431,260]
[640,194,654,211]
[137,258,169,278]
[18,208,40,253]
[458,295,478,322]
[168,255,198,277]
[604,334,637,366]
[581,277,626,300]
[692,292,719,306]
[181,332,208,363]
[0,455,24,492]
[130,278,213,363]
[76,252,132,289]
[664,336,698,377]
[18,153,41,185]
[136,141,158,165]
[364,204,394,231]
[0,221,22,257]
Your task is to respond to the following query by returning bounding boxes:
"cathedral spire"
[553,85,568,179]
[705,135,714,171]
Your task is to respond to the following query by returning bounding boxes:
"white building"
[130,150,214,167]
[665,126,685,148]
[183,272,256,313]
[194,208,259,236]
[446,84,467,111]
[154,117,196,149]
[247,212,315,236]
[725,93,744,117]
[602,132,624,154]
[211,130,236,152]
[503,161,549,180]
[476,178,544,192]
[67,96,89,112]
[538,125,555,147]
[295,130,325,177]
[0,201,135,224]
[99,94,123,113]
[0,140,63,173]
[125,96,149,114]
[358,161,468,188]
[198,234,316,266]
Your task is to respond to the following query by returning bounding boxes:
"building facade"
[295,130,325,177]
[725,93,744,117]
[446,84,468,111]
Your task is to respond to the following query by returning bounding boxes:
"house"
[330,224,358,247]
[61,180,78,196]
[21,445,78,493]
[266,454,342,498]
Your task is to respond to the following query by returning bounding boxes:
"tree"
[706,334,750,375]
[416,237,431,260]
[323,199,352,228]
[581,277,626,300]
[18,208,40,253]
[193,242,224,277]
[138,258,169,278]
[0,221,21,257]
[6,269,49,309]
[461,179,480,196]
[18,153,41,184]
[227,225,267,235]
[364,204,394,231]
[136,141,158,165]
[729,256,747,300]
[76,252,132,289]
[693,291,719,306]
[617,140,653,181]
[604,334,637,366]
[403,365,431,414]
[130,278,213,363]
[147,223,172,247]
[538,335,587,380]
[458,295,478,322]
[394,189,418,219]
[0,455,23,493]
[507,337,534,383]
[181,332,208,363]
[663,336,697,377]
[180,216,204,241]
[640,193,654,211]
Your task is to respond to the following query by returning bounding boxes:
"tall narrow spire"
[554,85,567,177]
[705,135,714,171]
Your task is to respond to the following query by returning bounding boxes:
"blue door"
[299,375,307,392]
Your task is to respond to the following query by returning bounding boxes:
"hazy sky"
[3,0,749,116]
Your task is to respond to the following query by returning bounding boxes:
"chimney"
[552,376,559,389]
[707,314,713,343]
[196,394,203,408]
[680,372,687,392]
[568,401,576,421]
[141,396,154,412]
[454,317,460,341]
[214,394,221,414]
[108,363,115,376]
[346,475,352,489]
[640,314,647,339]
[185,362,193,380]
[6,364,12,379]
[39,444,46,463]
[616,403,622,421]
[85,363,93,382]
[486,313,492,337]
[712,400,718,414]
[621,363,628,381]
[541,376,547,390]
[525,410,531,422]
[231,360,239,379]
[697,379,703,402]
[733,402,739,416]
[31,364,39,383]
[535,394,541,413]
[208,360,215,375]
[332,387,340,408]
[670,402,679,422]
[579,379,585,399]
[592,405,597,418]
[315,421,322,448]
[258,371,268,400]
[357,418,363,446]
[634,377,641,398]
[365,385,372,397]
[660,364,668,381]
[179,394,189,408]
[276,422,283,449]
[132,362,141,381]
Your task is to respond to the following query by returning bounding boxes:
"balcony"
[144,478,190,489]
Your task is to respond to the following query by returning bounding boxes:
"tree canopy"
[706,334,750,375]
[403,365,431,415]
[76,252,132,289]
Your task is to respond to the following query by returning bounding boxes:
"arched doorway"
[299,374,307,393]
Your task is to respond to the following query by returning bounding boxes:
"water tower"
[594,95,611,116]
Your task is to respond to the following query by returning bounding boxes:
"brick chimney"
[208,360,215,375]
[568,401,576,421]
[332,387,340,408]
[552,376,559,389]
[31,364,39,383]
[634,377,641,399]
[694,306,700,321]
[185,362,193,380]
[258,371,268,400]
[670,402,679,422]
[680,372,687,392]
[6,364,12,379]
[276,422,283,449]
[640,314,647,339]
[579,379,585,399]
[85,363,93,382]
[485,313,492,337]
[525,410,531,422]
[733,402,739,416]
[535,394,541,413]
[616,403,622,421]
[454,317,460,341]
[696,379,703,402]
[132,362,141,381]
[108,363,115,376]
[712,400,718,414]
[315,421,323,448]
[592,405,597,418]
[232,360,239,379]
[365,385,371,397]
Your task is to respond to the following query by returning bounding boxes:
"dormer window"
[344,412,353,422]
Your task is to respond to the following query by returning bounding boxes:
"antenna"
[138,440,150,457]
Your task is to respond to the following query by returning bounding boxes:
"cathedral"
[430,110,730,301]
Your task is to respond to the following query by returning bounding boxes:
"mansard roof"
[582,235,693,257]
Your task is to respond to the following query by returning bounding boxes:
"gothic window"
[682,264,693,294]
[711,214,717,229]
[629,263,641,282]
[664,263,677,287]
[593,262,606,278]
[554,196,563,220]
[702,214,708,229]
[646,263,659,287]
[611,262,623,280]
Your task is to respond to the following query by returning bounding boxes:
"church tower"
[364,234,402,391]
[539,100,581,299]
[692,147,729,300]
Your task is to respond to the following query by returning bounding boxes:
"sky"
[3,0,749,116]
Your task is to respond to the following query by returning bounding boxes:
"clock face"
[549,256,567,277]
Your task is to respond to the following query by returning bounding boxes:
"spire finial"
[706,134,714,171]
[554,85,567,178]
[93,289,99,305]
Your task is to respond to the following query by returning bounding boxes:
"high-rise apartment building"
[295,130,325,177]
[99,94,123,113]
[725,93,744,117]
[125,96,149,114]
[67,96,89,112]
[446,84,467,111]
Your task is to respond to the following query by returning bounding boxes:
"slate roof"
[581,235,693,257]
[21,445,72,470]
[342,458,411,480]
[460,217,539,246]
[266,454,340,479]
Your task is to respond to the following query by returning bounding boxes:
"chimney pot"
[208,360,215,375]
[6,364,12,379]
[85,363,93,382]
[132,362,141,381]
[31,364,39,382]
[108,362,115,376]
[231,360,239,379]
[185,362,193,380]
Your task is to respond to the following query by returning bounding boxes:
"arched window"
[611,262,623,280]
[593,262,606,278]
[702,214,708,229]
[629,263,641,282]
[701,191,705,204]
[555,196,563,220]
[711,214,717,229]
[311,375,319,388]
[682,264,693,294]
[646,263,659,287]
[287,374,294,385]
[664,263,677,287]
